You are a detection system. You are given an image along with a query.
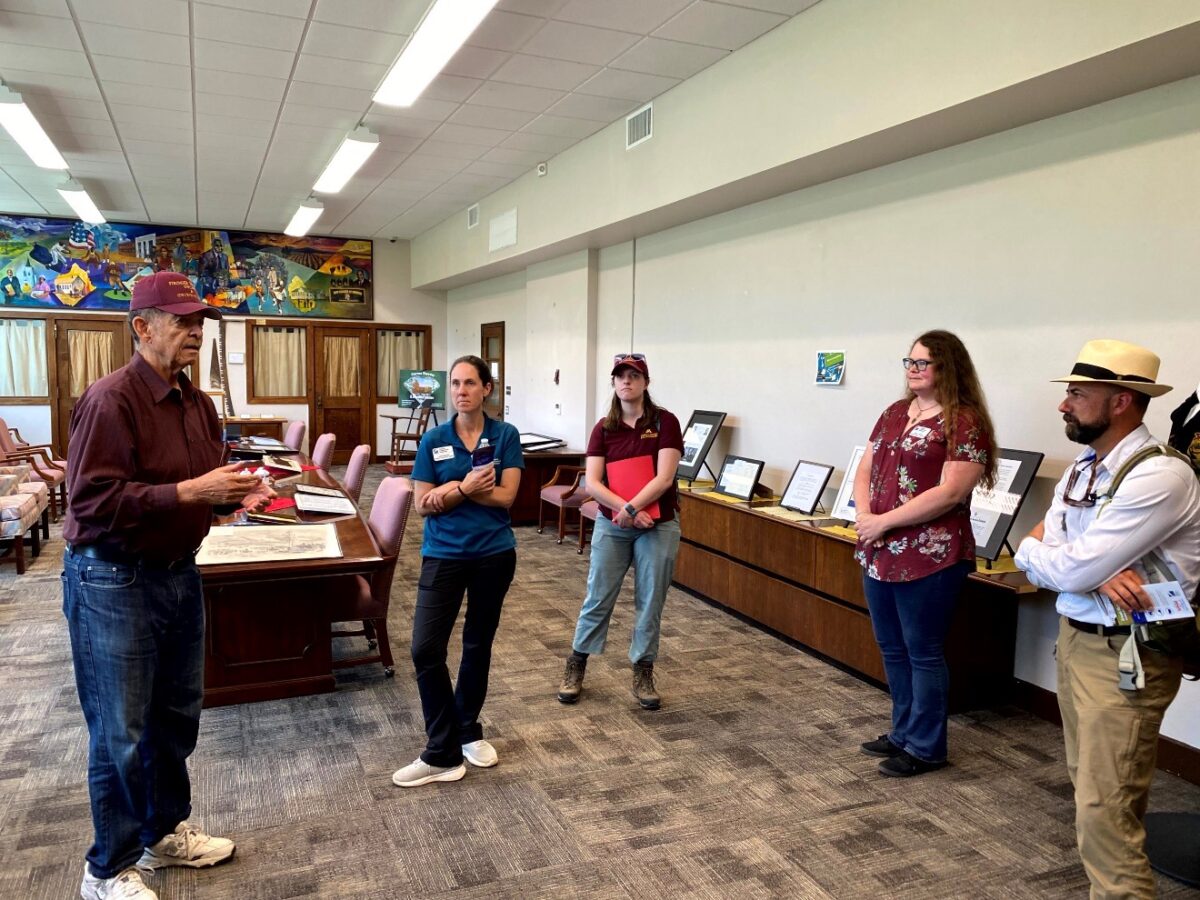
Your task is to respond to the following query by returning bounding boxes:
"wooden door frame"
[481,320,505,421]
[311,323,374,466]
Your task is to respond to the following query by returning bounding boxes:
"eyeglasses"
[1062,457,1100,508]
[901,358,933,372]
[613,352,646,364]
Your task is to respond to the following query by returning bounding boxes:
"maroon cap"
[611,353,649,378]
[130,271,220,319]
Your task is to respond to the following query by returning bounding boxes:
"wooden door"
[54,318,130,454]
[312,325,372,465]
[481,321,504,421]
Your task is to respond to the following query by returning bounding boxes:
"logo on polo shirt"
[641,428,658,438]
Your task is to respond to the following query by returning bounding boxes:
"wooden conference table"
[199,459,383,707]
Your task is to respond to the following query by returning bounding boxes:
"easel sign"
[714,454,765,502]
[971,448,1044,562]
[830,445,866,522]
[677,410,726,484]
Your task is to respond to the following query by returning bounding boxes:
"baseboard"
[1013,678,1200,786]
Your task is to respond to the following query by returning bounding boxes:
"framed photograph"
[816,350,845,385]
[971,448,1045,561]
[780,459,835,514]
[676,410,727,482]
[830,445,866,521]
[714,454,764,502]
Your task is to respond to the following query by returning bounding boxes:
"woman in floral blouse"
[852,330,997,777]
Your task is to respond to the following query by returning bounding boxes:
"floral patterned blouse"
[855,399,991,583]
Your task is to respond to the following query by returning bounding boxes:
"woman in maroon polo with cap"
[557,353,684,710]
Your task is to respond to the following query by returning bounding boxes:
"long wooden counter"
[674,490,1033,712]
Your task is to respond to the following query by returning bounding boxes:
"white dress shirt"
[1015,424,1200,623]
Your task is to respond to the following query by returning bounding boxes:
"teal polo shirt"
[411,414,525,559]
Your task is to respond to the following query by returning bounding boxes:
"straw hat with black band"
[1052,339,1172,397]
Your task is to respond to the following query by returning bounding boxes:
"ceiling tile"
[500,131,574,153]
[465,158,529,179]
[413,140,488,162]
[109,103,193,131]
[195,92,281,121]
[422,74,485,103]
[41,115,118,139]
[194,38,296,79]
[103,83,192,112]
[75,0,189,35]
[378,171,447,192]
[194,0,312,18]
[292,53,388,90]
[91,54,191,89]
[362,115,440,141]
[312,0,425,35]
[78,22,189,64]
[482,146,544,167]
[575,68,679,102]
[196,131,269,154]
[518,21,639,66]
[22,94,110,122]
[301,21,410,65]
[116,119,193,145]
[334,208,410,237]
[448,104,536,131]
[545,93,636,121]
[0,42,91,77]
[195,69,288,102]
[610,36,726,79]
[555,0,693,34]
[198,191,251,221]
[467,11,545,52]
[397,154,469,177]
[445,171,509,192]
[429,123,511,149]
[123,139,193,161]
[3,70,102,102]
[280,103,360,132]
[489,54,599,91]
[718,0,823,14]
[195,113,276,139]
[654,1,786,51]
[467,81,564,113]
[193,4,306,51]
[0,0,70,15]
[271,122,348,149]
[287,81,375,113]
[369,97,461,121]
[443,45,510,80]
[521,113,606,139]
[1,10,84,51]
[497,0,567,14]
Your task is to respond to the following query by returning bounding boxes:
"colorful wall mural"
[0,214,373,319]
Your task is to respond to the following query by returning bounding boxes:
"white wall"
[446,271,527,426]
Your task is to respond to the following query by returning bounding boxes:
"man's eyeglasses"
[1062,457,1100,508]
[613,352,646,364]
[901,358,933,372]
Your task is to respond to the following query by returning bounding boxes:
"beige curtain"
[67,330,113,398]
[324,336,360,396]
[253,326,306,397]
[0,318,48,397]
[377,330,424,397]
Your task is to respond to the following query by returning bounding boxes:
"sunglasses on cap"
[613,353,646,364]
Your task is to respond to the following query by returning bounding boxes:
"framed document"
[714,454,764,502]
[676,410,726,482]
[830,445,866,522]
[971,448,1044,561]
[780,459,834,514]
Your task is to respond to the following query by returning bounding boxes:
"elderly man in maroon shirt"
[63,272,271,900]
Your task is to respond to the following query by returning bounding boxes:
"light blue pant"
[571,516,681,664]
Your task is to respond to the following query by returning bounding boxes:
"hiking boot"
[81,866,157,900]
[138,821,235,869]
[632,661,661,710]
[391,757,467,788]
[557,653,587,704]
[860,734,904,758]
[878,751,947,778]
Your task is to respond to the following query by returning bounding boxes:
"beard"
[1064,412,1109,445]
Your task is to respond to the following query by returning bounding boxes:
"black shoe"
[878,751,947,778]
[860,734,903,758]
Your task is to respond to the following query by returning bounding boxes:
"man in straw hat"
[63,272,274,900]
[1016,339,1200,898]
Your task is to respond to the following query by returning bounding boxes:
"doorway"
[312,325,372,465]
[481,321,504,421]
[53,317,130,453]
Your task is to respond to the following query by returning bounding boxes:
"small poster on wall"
[815,350,845,385]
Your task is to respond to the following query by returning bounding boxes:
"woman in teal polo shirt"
[391,355,524,789]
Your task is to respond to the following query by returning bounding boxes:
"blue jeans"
[572,516,681,664]
[862,560,971,763]
[62,550,205,879]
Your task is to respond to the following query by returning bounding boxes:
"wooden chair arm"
[541,464,584,491]
[18,446,64,468]
[3,450,59,482]
[7,427,27,446]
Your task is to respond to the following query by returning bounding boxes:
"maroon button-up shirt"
[64,352,224,561]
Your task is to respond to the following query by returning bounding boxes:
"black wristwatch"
[624,503,637,518]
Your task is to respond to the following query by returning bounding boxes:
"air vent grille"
[467,204,479,229]
[626,103,652,149]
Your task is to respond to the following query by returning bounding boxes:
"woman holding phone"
[392,355,524,788]
[557,353,684,710]
[852,330,996,777]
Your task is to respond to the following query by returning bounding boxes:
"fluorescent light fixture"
[312,127,379,194]
[57,178,105,224]
[285,198,324,237]
[0,85,68,169]
[373,0,499,107]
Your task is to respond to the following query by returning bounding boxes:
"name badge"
[909,426,932,439]
[432,445,454,462]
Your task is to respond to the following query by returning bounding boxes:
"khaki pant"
[1057,618,1183,899]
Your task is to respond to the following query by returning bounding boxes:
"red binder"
[606,455,660,519]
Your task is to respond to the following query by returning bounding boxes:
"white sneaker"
[461,739,498,768]
[138,821,235,869]
[391,757,467,787]
[81,865,157,900]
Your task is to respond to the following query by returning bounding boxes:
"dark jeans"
[863,560,971,763]
[412,550,516,767]
[62,549,205,879]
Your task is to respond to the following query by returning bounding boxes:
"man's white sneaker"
[391,758,467,787]
[137,821,235,869]
[81,865,157,900]
[461,739,498,768]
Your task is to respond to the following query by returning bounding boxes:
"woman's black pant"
[411,550,516,767]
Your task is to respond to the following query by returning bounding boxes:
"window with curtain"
[324,335,360,397]
[377,329,425,400]
[67,329,114,397]
[251,325,307,399]
[0,318,48,399]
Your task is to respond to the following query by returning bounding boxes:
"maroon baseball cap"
[131,271,220,319]
[611,353,649,377]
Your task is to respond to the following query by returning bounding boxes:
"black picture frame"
[519,432,566,452]
[676,410,727,482]
[973,447,1045,561]
[780,459,835,514]
[714,454,765,502]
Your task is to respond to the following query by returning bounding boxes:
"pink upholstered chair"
[538,465,588,544]
[284,419,306,452]
[342,443,371,504]
[0,417,67,520]
[330,475,413,675]
[311,432,336,470]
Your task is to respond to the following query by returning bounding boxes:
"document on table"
[196,523,341,565]
[294,492,357,515]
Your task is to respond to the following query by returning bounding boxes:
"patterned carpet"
[2,465,1199,899]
